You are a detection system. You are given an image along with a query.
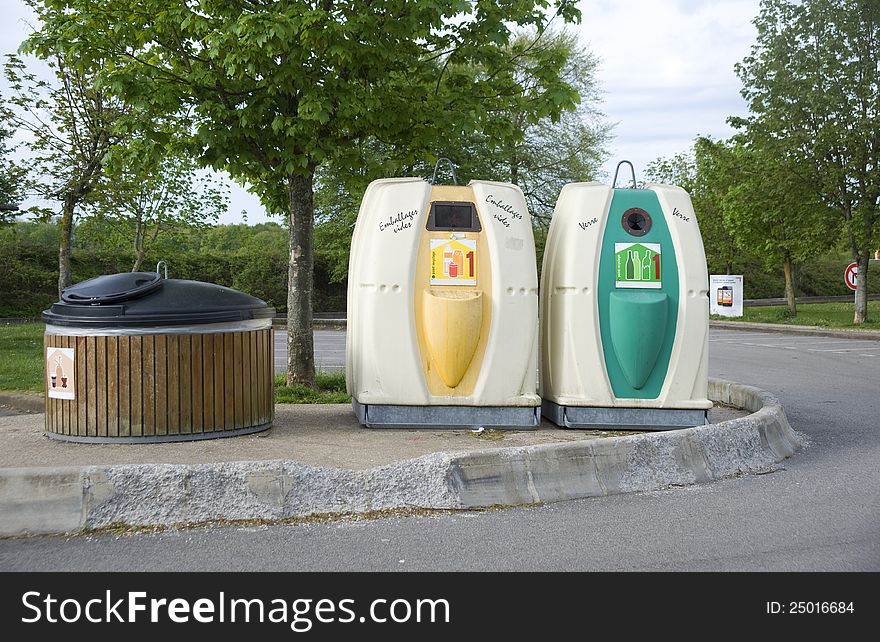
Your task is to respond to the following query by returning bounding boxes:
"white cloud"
[577,0,760,180]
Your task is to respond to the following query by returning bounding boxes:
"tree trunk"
[132,249,144,272]
[57,194,75,296]
[286,171,316,387]
[132,218,144,272]
[853,250,869,324]
[782,252,796,317]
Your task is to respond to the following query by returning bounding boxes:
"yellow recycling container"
[346,174,540,428]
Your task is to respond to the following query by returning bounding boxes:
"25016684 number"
[766,601,854,614]
[791,602,854,615]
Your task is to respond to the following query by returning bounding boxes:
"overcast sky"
[1,0,760,224]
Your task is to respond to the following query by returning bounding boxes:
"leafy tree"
[706,138,838,316]
[312,29,610,282]
[85,152,229,271]
[647,136,839,315]
[494,30,611,226]
[186,223,252,255]
[232,224,290,310]
[3,53,124,295]
[0,224,57,316]
[24,0,582,386]
[644,139,739,275]
[13,219,61,248]
[404,29,610,225]
[0,98,26,223]
[734,0,880,323]
[314,174,360,284]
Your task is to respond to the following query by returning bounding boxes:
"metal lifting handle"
[431,157,459,185]
[156,260,168,279]
[612,160,638,189]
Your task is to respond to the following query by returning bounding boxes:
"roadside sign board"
[845,262,858,291]
[710,275,744,317]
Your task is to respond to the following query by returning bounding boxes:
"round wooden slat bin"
[42,271,275,443]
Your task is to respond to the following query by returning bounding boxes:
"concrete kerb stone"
[0,378,801,536]
[710,320,880,340]
[448,378,800,507]
[0,467,85,535]
[71,454,464,532]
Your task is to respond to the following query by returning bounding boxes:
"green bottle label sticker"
[615,242,661,289]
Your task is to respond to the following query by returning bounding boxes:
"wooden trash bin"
[42,270,275,442]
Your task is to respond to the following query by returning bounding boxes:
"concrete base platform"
[542,401,710,430]
[0,406,704,472]
[353,399,540,430]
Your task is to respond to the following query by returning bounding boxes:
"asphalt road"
[275,330,345,374]
[2,328,878,571]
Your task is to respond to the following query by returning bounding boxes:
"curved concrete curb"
[710,320,880,340]
[450,379,801,507]
[0,379,801,536]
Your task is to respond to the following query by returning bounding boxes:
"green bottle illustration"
[642,251,652,280]
[625,250,634,280]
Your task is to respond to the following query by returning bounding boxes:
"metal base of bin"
[45,422,272,444]
[542,401,710,431]
[353,399,540,430]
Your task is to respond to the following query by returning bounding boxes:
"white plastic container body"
[346,178,539,407]
[540,182,711,410]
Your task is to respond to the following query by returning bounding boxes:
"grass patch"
[0,323,45,392]
[712,300,880,329]
[274,371,350,404]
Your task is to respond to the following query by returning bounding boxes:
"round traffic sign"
[845,262,859,291]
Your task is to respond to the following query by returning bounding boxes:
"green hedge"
[0,240,58,317]
[0,226,345,317]
[1,222,875,318]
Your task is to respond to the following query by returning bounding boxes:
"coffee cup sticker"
[46,347,75,400]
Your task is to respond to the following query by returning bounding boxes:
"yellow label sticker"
[430,239,477,286]
[46,347,75,400]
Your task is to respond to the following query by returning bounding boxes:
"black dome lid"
[43,274,275,328]
[61,271,162,304]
